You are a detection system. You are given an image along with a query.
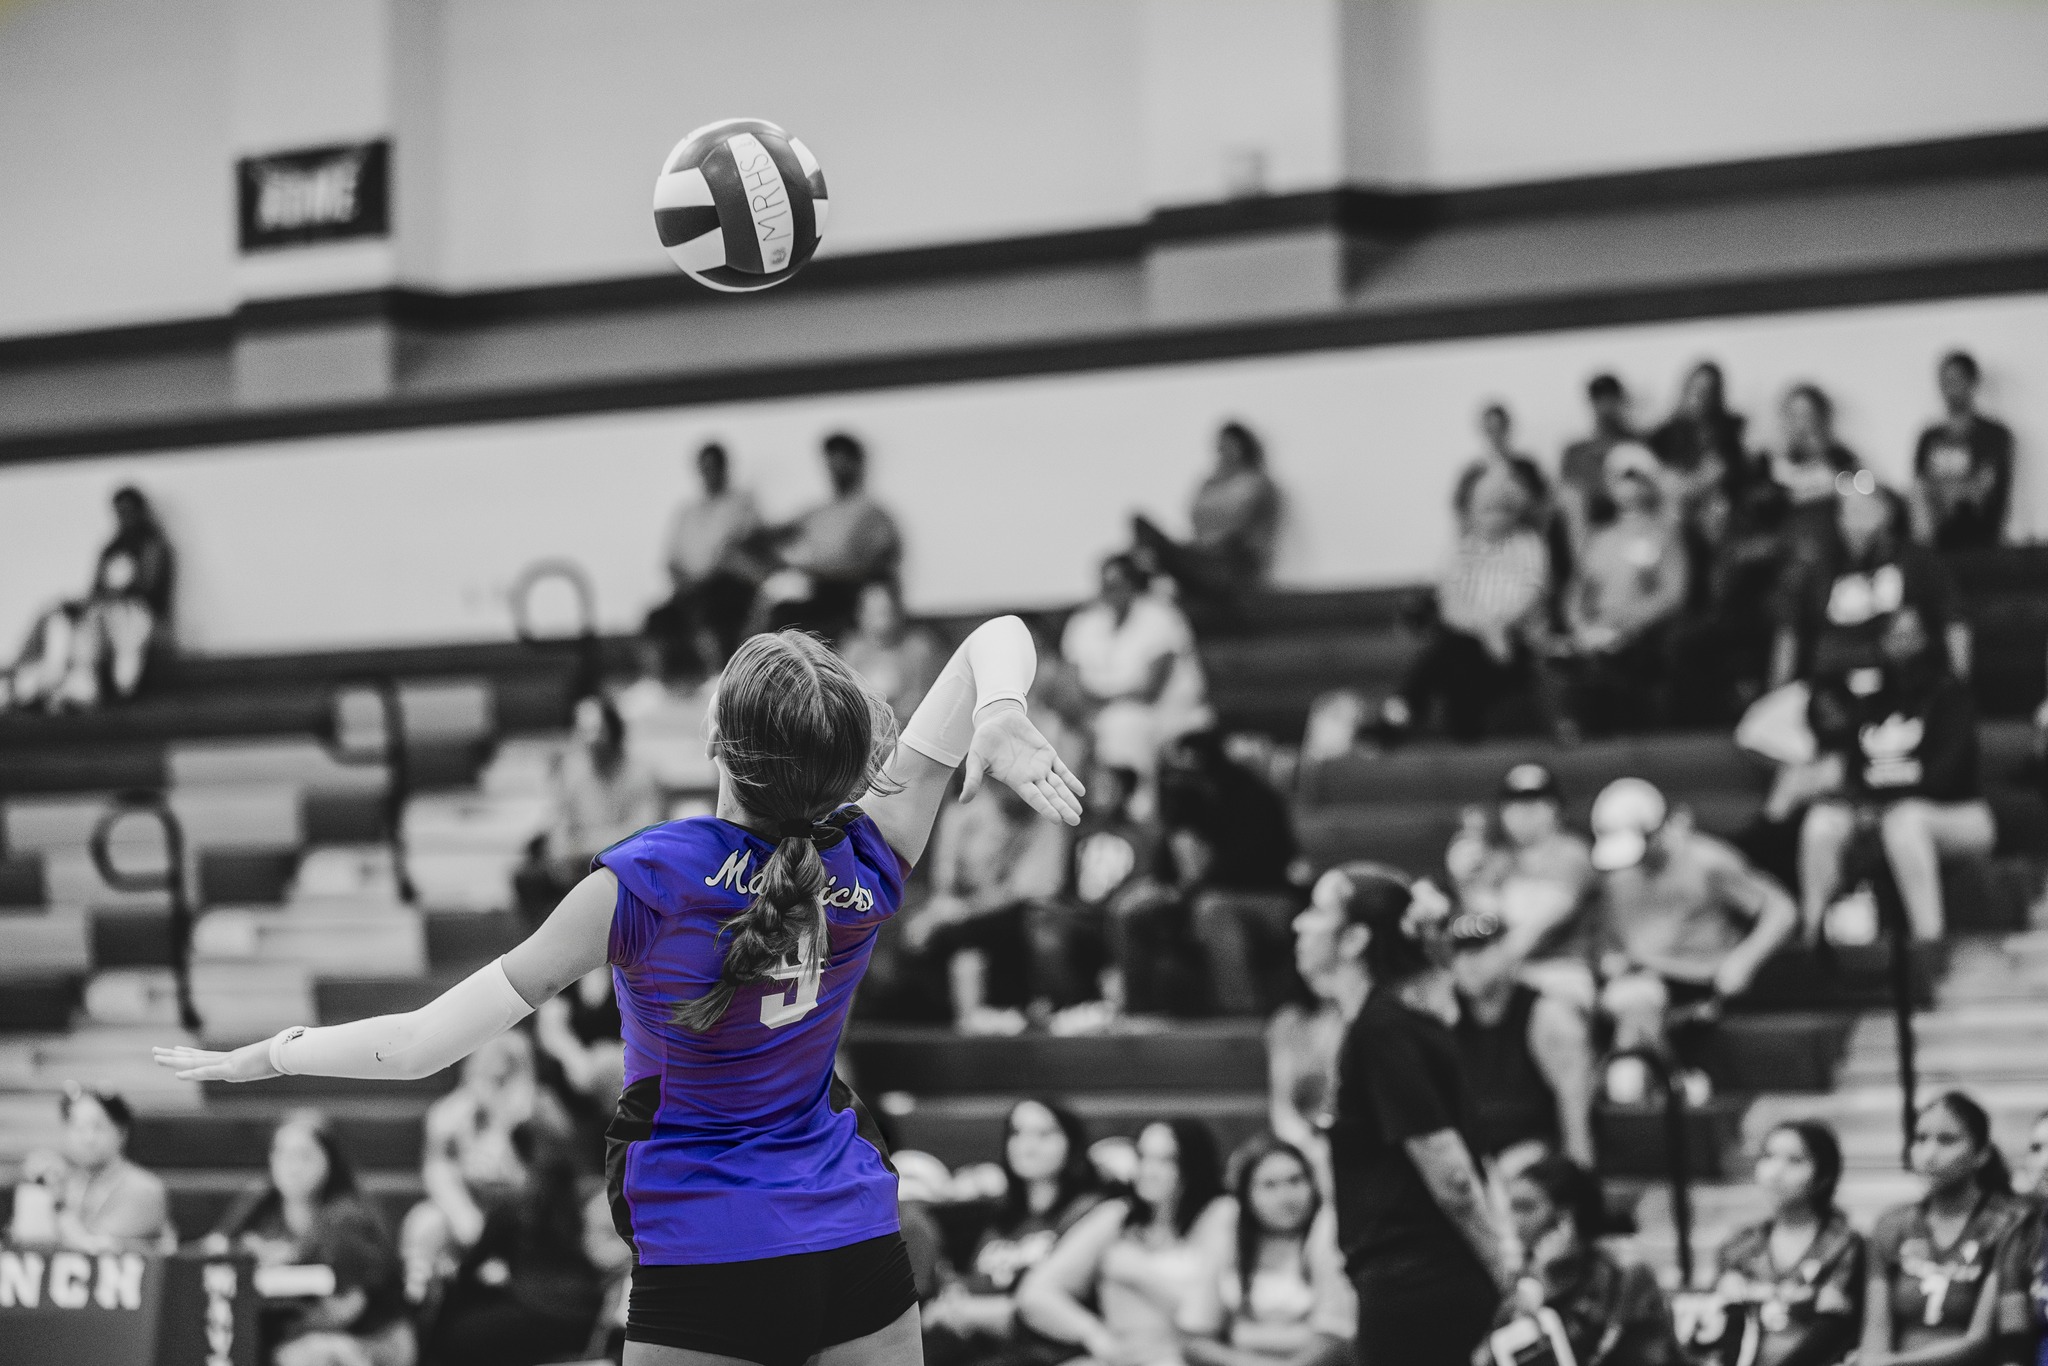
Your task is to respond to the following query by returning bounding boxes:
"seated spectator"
[1265,994,1343,1185]
[1457,401,1569,586]
[2024,1108,2048,1199]
[902,780,1074,1032]
[402,1032,572,1304]
[208,1111,414,1366]
[512,695,661,926]
[643,441,764,677]
[1558,372,1638,553]
[1590,778,1798,1090]
[1017,1119,1230,1366]
[839,580,945,727]
[1863,1092,2037,1366]
[1446,912,1597,1169]
[8,1084,173,1253]
[1767,384,1862,561]
[1704,1121,1862,1366]
[1381,465,1551,743]
[578,1185,632,1363]
[1062,554,1212,778]
[1798,606,1993,943]
[1158,730,1302,1017]
[1773,476,1970,691]
[1556,444,1689,735]
[532,965,624,1163]
[4,487,175,711]
[1489,1154,1681,1365]
[1132,421,1283,611]
[924,1100,1105,1366]
[1649,360,1755,554]
[1911,350,2015,551]
[758,431,903,642]
[1445,762,1599,1011]
[424,1124,602,1366]
[1177,1136,1353,1366]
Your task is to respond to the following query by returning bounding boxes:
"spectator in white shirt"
[1062,555,1213,778]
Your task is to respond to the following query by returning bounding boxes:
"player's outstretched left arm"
[153,868,617,1084]
[864,615,1084,867]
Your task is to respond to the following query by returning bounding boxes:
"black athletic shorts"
[627,1232,917,1366]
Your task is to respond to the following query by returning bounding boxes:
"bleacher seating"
[0,562,2042,1287]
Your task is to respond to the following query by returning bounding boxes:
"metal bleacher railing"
[511,557,603,702]
[1837,810,1921,1169]
[89,791,202,1033]
[325,676,419,904]
[1607,1042,1696,1287]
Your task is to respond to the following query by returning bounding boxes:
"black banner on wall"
[237,140,390,252]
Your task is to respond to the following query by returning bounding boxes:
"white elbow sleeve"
[898,616,1037,767]
[271,958,535,1081]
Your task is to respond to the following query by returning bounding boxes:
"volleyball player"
[156,619,1083,1366]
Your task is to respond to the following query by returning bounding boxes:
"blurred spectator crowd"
[2,341,2042,1366]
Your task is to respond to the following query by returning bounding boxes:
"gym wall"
[0,289,2038,654]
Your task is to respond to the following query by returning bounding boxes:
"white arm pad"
[898,615,1037,766]
[269,957,535,1082]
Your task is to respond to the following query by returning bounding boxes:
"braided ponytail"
[674,631,896,1032]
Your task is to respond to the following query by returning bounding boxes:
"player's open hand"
[960,701,1085,824]
[152,1039,281,1084]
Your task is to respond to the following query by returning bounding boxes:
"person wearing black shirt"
[1798,605,1994,944]
[1772,478,1970,691]
[1161,730,1303,1016]
[1291,861,1510,1364]
[1911,351,2016,552]
[1651,360,1757,595]
[1446,911,1597,1170]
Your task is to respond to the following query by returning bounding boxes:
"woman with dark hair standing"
[1016,1118,1230,1365]
[1289,861,1512,1365]
[923,1099,1103,1366]
[160,617,1085,1366]
[1710,1120,1864,1366]
[209,1111,414,1366]
[1178,1135,1352,1366]
[1862,1092,2037,1366]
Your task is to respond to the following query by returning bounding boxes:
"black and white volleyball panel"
[653,118,827,293]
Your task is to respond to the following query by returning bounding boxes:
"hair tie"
[773,813,854,850]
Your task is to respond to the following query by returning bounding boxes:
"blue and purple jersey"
[596,810,908,1265]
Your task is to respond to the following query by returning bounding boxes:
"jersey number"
[760,938,823,1029]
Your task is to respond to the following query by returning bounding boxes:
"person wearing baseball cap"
[1590,778,1798,1094]
[1445,762,1598,1013]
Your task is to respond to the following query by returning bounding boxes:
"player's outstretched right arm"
[863,615,1083,867]
[153,868,617,1084]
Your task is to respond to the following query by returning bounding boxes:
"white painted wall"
[5,0,2046,334]
[0,0,234,335]
[2,293,2039,655]
[1391,0,2048,188]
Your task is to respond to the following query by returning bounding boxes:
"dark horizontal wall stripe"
[6,124,2042,364]
[5,248,2044,467]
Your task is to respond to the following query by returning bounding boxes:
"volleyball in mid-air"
[653,118,827,293]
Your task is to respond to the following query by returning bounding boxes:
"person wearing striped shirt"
[1383,464,1553,743]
